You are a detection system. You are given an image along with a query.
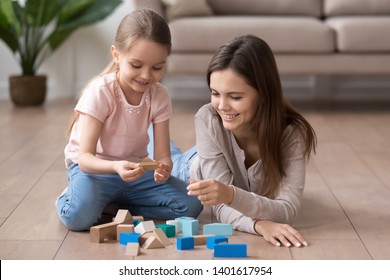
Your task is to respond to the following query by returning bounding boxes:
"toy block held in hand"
[182,219,199,236]
[142,235,165,249]
[140,161,159,170]
[214,244,247,258]
[117,224,135,240]
[126,243,140,256]
[90,222,118,243]
[203,223,233,236]
[134,220,156,235]
[113,209,133,224]
[166,220,180,234]
[156,224,175,238]
[193,234,214,246]
[206,236,228,249]
[176,236,194,250]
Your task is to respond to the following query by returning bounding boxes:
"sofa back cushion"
[324,0,390,16]
[207,0,322,17]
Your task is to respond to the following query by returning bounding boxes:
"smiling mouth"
[220,113,239,120]
[135,79,149,86]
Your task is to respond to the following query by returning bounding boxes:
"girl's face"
[210,68,260,136]
[111,38,169,94]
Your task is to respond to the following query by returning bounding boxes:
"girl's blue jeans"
[56,133,199,231]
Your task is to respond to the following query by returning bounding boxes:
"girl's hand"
[187,179,234,205]
[154,162,171,183]
[254,220,308,248]
[114,161,145,182]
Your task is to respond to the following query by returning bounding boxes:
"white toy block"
[166,220,180,234]
[203,223,233,236]
[126,243,140,256]
[182,219,199,236]
[134,220,155,235]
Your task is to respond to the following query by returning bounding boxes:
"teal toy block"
[176,236,194,250]
[120,232,140,245]
[156,224,176,238]
[214,244,247,258]
[133,220,141,227]
[182,219,199,236]
[175,216,195,231]
[203,223,233,236]
[206,236,228,249]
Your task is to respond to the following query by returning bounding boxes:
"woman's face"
[210,68,260,136]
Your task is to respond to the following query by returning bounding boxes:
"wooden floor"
[0,98,390,260]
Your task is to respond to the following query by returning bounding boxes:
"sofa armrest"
[130,0,165,17]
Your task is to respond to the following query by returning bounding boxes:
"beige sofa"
[131,0,390,77]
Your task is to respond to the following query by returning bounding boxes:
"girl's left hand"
[187,179,234,205]
[154,162,171,183]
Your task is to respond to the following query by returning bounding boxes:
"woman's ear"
[111,45,119,64]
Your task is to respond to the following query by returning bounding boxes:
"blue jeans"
[56,162,202,231]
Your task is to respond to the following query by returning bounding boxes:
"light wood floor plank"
[0,240,62,260]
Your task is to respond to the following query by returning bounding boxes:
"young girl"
[157,35,317,247]
[56,9,202,231]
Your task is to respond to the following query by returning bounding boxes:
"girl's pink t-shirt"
[64,72,172,167]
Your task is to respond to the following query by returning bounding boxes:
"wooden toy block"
[134,220,156,235]
[166,220,180,234]
[139,232,154,245]
[142,235,165,249]
[140,161,159,170]
[113,209,133,224]
[206,236,228,249]
[175,216,195,231]
[176,236,194,250]
[214,244,247,258]
[156,224,175,238]
[90,221,118,243]
[117,224,135,240]
[126,243,140,256]
[120,232,140,245]
[182,219,199,236]
[153,228,171,246]
[203,223,233,236]
[193,234,214,245]
[132,216,144,221]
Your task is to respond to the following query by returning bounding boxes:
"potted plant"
[0,0,122,106]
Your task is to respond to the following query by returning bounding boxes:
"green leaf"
[25,0,59,27]
[0,0,21,35]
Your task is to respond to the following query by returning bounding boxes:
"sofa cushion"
[207,0,322,17]
[169,17,334,53]
[161,0,213,21]
[324,0,390,16]
[326,17,390,52]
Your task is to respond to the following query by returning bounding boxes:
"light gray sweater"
[190,104,306,234]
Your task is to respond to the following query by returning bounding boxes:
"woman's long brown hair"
[207,35,317,198]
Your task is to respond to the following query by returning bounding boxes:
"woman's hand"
[187,179,234,205]
[254,220,308,248]
[113,161,145,182]
[153,162,171,183]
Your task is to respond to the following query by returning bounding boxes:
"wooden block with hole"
[140,161,159,170]
[117,224,135,240]
[142,235,165,249]
[113,209,133,224]
[126,243,140,256]
[90,222,118,243]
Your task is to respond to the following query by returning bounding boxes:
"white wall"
[0,1,134,101]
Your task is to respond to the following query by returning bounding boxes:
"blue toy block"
[214,244,247,258]
[206,236,228,249]
[203,223,233,236]
[120,232,140,245]
[175,216,195,231]
[156,224,176,238]
[182,219,199,236]
[176,236,194,250]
